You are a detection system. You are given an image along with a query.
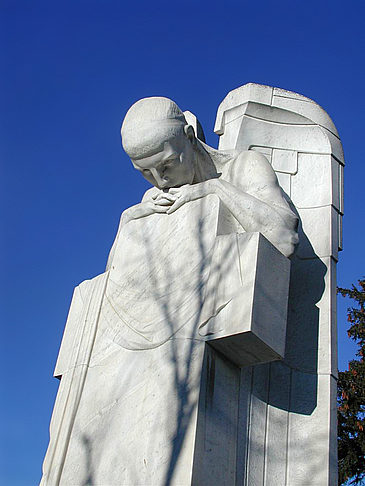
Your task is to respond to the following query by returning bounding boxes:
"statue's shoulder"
[227,149,277,189]
[141,186,160,202]
[234,149,271,167]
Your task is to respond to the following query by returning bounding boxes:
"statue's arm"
[217,151,299,256]
[168,151,298,257]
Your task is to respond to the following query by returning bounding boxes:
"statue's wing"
[184,110,206,143]
[214,84,344,483]
[214,83,344,261]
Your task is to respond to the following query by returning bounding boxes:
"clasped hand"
[151,180,215,214]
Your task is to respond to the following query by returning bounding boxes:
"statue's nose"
[150,168,168,188]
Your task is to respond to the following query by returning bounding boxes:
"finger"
[155,193,176,202]
[154,195,176,205]
[166,199,184,214]
[168,188,180,195]
[154,199,173,206]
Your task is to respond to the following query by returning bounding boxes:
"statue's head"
[121,97,197,189]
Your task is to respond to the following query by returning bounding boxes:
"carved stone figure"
[41,84,343,485]
[110,96,298,260]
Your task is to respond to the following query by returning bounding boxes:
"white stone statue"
[41,84,342,485]
[110,96,298,259]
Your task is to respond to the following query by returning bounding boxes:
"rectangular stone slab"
[200,232,290,367]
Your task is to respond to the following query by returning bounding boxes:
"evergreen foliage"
[338,279,365,485]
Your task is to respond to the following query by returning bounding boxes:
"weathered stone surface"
[204,232,290,366]
[214,83,342,484]
[42,195,290,485]
[41,84,342,485]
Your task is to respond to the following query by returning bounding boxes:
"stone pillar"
[215,83,343,485]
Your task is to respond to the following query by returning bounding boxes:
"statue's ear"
[184,124,196,145]
[183,110,206,142]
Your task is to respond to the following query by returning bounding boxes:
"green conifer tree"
[337,279,365,485]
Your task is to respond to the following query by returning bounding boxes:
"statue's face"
[131,131,195,189]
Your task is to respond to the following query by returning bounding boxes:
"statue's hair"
[121,97,187,159]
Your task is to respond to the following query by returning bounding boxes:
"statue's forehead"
[125,124,183,159]
[132,135,167,159]
[132,141,178,169]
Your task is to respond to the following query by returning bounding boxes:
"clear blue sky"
[1,1,364,484]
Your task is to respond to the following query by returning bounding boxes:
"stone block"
[202,232,290,367]
[264,362,291,485]
[236,366,252,481]
[192,346,240,485]
[233,116,333,155]
[272,87,315,103]
[286,374,337,485]
[297,205,338,260]
[247,101,312,125]
[338,212,343,251]
[291,153,333,208]
[272,89,339,137]
[275,171,291,196]
[272,148,298,174]
[215,83,273,135]
[339,161,344,213]
[246,364,270,485]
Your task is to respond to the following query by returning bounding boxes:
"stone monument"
[41,83,343,485]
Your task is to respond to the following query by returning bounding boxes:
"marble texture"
[215,83,342,484]
[41,84,343,485]
[42,195,290,485]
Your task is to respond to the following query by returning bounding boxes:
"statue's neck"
[193,141,233,183]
